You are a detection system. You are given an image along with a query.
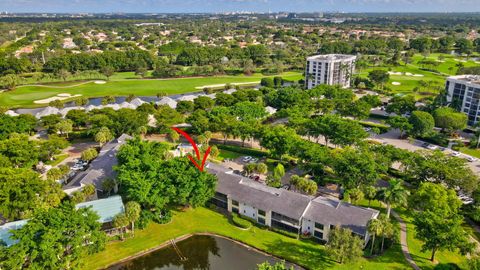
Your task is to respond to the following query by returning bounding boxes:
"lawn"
[216,149,244,161]
[395,207,468,270]
[84,207,410,270]
[459,147,480,159]
[358,53,480,99]
[0,72,302,108]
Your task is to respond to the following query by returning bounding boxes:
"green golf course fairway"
[0,72,302,108]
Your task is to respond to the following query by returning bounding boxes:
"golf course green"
[0,72,302,108]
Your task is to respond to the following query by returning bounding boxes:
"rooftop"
[207,162,379,232]
[76,195,125,223]
[448,75,480,85]
[307,54,356,62]
[63,134,132,191]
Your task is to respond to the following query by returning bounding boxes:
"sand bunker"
[195,81,258,90]
[405,72,413,76]
[392,82,401,86]
[34,93,82,104]
[94,80,106,84]
[413,74,424,77]
[388,71,403,76]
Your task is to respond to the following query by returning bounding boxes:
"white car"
[249,158,259,163]
[242,156,252,162]
[467,156,478,162]
[450,151,461,157]
[426,144,438,150]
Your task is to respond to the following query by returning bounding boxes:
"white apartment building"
[445,75,480,126]
[305,54,356,89]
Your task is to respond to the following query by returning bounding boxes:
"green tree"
[386,95,416,115]
[102,178,116,197]
[55,119,73,138]
[125,201,141,237]
[326,226,364,264]
[363,186,377,207]
[409,111,434,136]
[113,213,130,240]
[433,107,468,134]
[378,179,409,218]
[193,96,215,111]
[368,70,390,89]
[81,147,98,161]
[410,182,474,261]
[332,147,381,189]
[257,261,293,270]
[387,116,412,138]
[0,74,20,90]
[100,66,115,80]
[0,167,64,220]
[0,202,106,269]
[367,218,383,255]
[272,163,285,180]
[93,125,112,146]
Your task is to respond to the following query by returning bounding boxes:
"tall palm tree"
[367,218,383,255]
[380,215,395,253]
[379,179,410,218]
[125,201,141,237]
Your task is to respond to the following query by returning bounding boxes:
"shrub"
[270,227,298,239]
[232,213,252,229]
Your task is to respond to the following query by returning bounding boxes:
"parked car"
[421,142,430,148]
[426,144,438,150]
[466,156,477,162]
[242,156,252,162]
[249,157,259,163]
[450,151,461,157]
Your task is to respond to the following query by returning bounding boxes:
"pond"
[107,235,300,270]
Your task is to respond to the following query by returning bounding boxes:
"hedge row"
[232,213,252,229]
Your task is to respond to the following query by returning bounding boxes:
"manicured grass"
[0,72,302,108]
[45,153,68,166]
[216,149,244,161]
[395,207,468,270]
[357,53,480,99]
[83,207,410,270]
[459,147,480,159]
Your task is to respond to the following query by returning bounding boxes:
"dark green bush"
[231,213,252,229]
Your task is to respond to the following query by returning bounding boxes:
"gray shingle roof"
[207,162,379,235]
[303,197,379,235]
[63,134,132,191]
[208,163,311,220]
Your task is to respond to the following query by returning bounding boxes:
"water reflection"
[108,235,297,270]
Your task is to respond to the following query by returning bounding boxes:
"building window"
[330,224,335,230]
[232,200,239,206]
[258,209,265,216]
[315,222,324,230]
[314,230,324,239]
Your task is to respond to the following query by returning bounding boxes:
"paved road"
[374,129,480,175]
[391,210,421,270]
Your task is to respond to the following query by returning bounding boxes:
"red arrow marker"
[171,127,211,172]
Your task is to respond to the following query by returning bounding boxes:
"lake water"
[107,235,299,270]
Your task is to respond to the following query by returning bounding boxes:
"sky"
[0,0,479,13]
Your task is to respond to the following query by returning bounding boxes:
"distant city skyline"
[0,0,479,14]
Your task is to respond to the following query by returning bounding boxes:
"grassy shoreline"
[83,207,410,270]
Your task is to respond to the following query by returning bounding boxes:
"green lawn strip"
[0,72,302,108]
[83,207,410,270]
[216,149,244,161]
[45,153,69,166]
[395,207,468,270]
[459,147,480,159]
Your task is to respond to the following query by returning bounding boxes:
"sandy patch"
[195,81,258,90]
[94,80,106,84]
[405,72,413,76]
[34,93,82,104]
[388,71,402,75]
[392,82,401,86]
[413,74,424,77]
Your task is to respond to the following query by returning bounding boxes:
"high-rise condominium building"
[305,54,356,89]
[445,75,480,125]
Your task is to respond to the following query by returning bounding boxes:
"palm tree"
[125,201,141,237]
[378,179,409,218]
[367,218,383,255]
[379,215,395,253]
[363,186,377,207]
[113,213,129,240]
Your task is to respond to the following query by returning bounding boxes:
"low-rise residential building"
[445,75,480,125]
[207,163,378,244]
[63,134,132,196]
[305,54,356,89]
[0,196,125,247]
